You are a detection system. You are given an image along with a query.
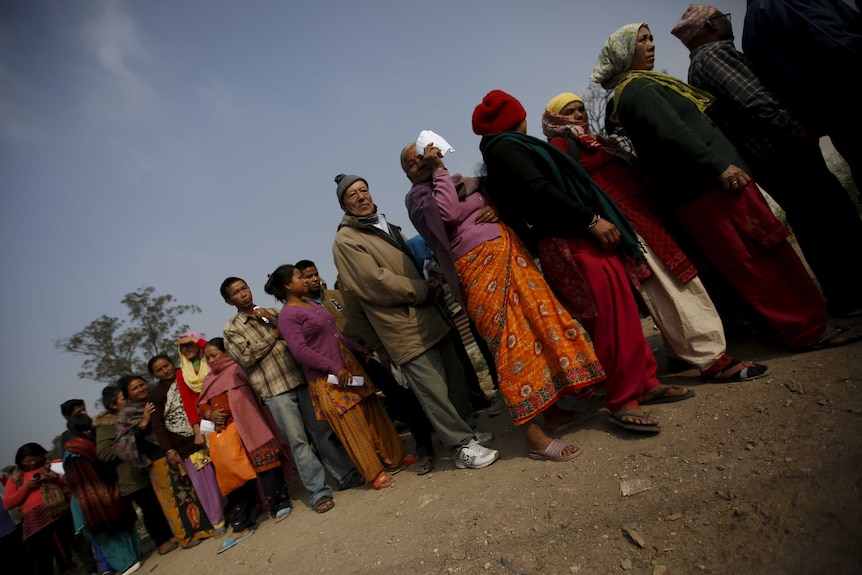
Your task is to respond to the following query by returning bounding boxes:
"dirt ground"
[125,311,862,575]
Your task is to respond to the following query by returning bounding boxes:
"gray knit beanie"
[335,174,367,204]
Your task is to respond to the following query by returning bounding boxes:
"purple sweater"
[279,302,365,383]
[429,169,500,259]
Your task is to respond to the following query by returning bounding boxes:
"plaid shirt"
[223,308,305,398]
[688,39,804,164]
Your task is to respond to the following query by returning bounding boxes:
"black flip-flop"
[416,455,436,476]
[794,326,862,353]
[639,385,696,406]
[608,411,661,433]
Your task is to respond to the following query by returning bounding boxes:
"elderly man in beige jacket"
[331,173,498,471]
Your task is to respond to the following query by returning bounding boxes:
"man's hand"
[422,143,445,171]
[425,279,440,303]
[254,307,278,325]
[375,349,393,372]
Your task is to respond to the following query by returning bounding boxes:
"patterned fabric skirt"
[457,224,606,425]
[308,342,405,483]
[149,457,214,548]
[248,439,282,474]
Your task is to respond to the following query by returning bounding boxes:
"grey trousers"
[399,336,475,451]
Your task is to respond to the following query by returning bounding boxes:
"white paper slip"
[416,130,454,156]
[327,374,365,386]
[199,419,215,435]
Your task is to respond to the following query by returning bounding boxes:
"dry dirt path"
[130,317,862,575]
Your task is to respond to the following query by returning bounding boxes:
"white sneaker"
[454,439,499,469]
[486,390,507,417]
[474,430,494,446]
[120,562,142,575]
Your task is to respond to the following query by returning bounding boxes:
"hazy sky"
[0,0,749,463]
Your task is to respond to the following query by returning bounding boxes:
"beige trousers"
[636,236,726,372]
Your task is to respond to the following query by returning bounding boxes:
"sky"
[0,0,750,464]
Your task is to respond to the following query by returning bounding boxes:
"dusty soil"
[128,311,862,575]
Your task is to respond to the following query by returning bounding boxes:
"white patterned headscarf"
[590,22,648,89]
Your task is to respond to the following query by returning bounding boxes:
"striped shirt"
[223,308,305,398]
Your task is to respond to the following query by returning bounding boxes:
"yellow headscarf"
[545,92,583,115]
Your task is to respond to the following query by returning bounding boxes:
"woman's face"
[127,378,150,403]
[559,100,588,128]
[287,267,309,297]
[630,26,655,71]
[150,358,176,382]
[204,344,227,364]
[110,392,127,413]
[20,454,46,471]
[179,342,200,360]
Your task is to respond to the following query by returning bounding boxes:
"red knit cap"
[472,90,527,135]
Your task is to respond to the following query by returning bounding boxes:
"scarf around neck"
[178,332,209,392]
[541,109,637,167]
[614,70,714,115]
[480,131,644,262]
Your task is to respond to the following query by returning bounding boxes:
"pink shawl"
[198,357,281,453]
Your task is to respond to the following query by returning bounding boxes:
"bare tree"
[55,286,201,383]
[581,83,613,136]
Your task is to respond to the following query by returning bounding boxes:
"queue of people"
[5,3,861,573]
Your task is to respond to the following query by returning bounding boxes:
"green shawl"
[480,131,644,262]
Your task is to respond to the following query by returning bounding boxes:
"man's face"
[708,12,733,40]
[401,145,434,184]
[342,180,374,217]
[225,280,253,310]
[70,404,87,418]
[300,266,322,293]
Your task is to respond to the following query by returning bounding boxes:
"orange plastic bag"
[207,422,257,496]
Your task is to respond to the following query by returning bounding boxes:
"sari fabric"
[457,225,606,425]
[62,439,135,535]
[148,457,213,548]
[308,340,405,483]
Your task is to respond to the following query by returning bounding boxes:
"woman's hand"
[176,335,197,346]
[336,367,352,388]
[166,450,183,466]
[475,206,499,224]
[589,218,621,251]
[209,408,227,426]
[719,164,752,191]
[193,424,205,446]
[140,402,155,428]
